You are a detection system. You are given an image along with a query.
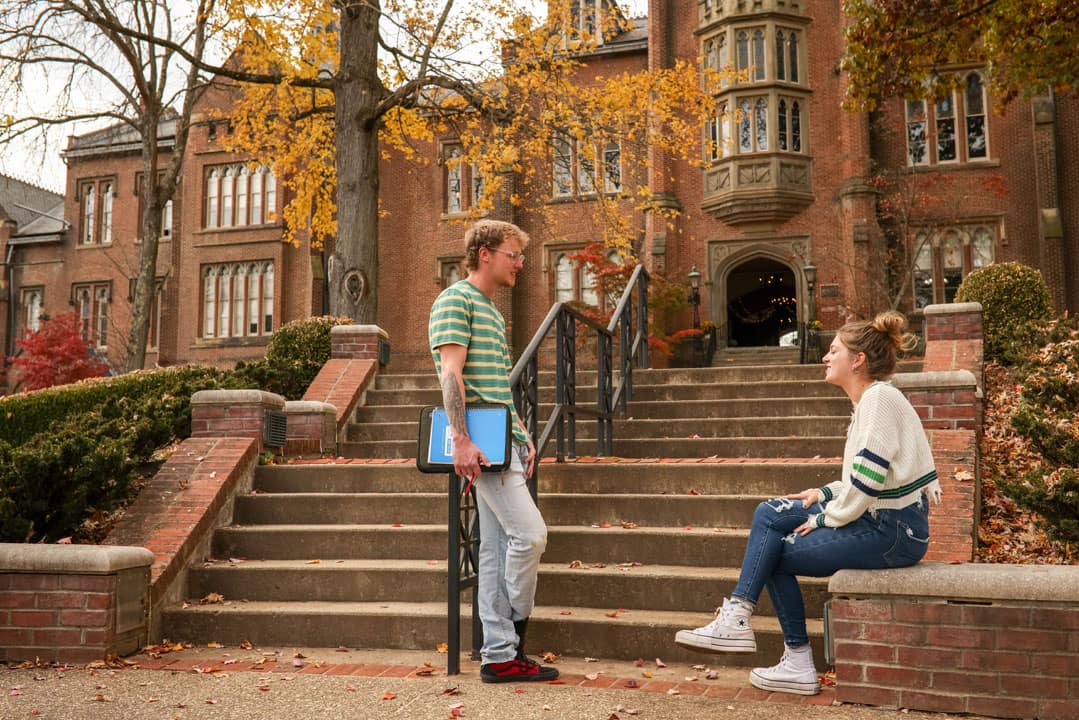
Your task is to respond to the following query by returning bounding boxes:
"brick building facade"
[1,0,1076,378]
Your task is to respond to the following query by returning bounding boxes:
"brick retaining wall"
[892,371,979,563]
[829,564,1079,720]
[104,437,258,640]
[0,545,152,664]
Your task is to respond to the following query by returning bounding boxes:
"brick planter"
[0,544,152,664]
[284,400,337,456]
[829,563,1079,720]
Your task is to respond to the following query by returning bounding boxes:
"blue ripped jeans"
[732,495,930,647]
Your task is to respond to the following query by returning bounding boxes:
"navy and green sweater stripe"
[815,451,938,529]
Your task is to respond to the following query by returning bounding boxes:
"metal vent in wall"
[264,410,287,448]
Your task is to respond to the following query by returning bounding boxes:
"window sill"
[904,158,1000,172]
[545,192,625,206]
[193,336,271,349]
[439,210,488,222]
[193,223,280,235]
[75,242,114,250]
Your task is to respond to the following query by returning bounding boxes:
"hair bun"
[872,310,916,352]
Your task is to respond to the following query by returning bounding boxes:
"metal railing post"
[446,471,481,675]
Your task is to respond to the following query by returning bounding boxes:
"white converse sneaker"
[749,648,820,695]
[674,598,756,653]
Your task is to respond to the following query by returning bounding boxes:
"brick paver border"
[117,656,837,707]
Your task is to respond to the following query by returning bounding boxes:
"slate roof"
[0,174,65,235]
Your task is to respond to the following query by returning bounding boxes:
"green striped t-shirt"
[429,280,528,444]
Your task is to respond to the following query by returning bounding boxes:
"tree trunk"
[124,124,164,373]
[331,0,383,324]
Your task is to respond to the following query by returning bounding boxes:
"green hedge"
[230,316,351,400]
[0,366,229,542]
[0,316,351,543]
[0,366,228,447]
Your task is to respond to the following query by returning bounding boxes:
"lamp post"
[688,265,702,329]
[803,263,817,324]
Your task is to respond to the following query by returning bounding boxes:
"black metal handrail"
[798,321,808,365]
[510,263,650,471]
[445,264,649,674]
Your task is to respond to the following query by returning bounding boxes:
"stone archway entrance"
[726,257,797,347]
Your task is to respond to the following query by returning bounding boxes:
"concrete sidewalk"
[1,647,994,720]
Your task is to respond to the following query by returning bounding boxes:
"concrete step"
[362,380,843,408]
[160,600,824,667]
[338,435,847,460]
[607,437,845,458]
[372,364,833,391]
[234,492,778,528]
[355,396,854,423]
[712,347,802,366]
[253,461,840,496]
[211,525,754,567]
[346,416,849,443]
[185,560,829,616]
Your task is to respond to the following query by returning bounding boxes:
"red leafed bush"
[668,328,704,343]
[12,312,110,391]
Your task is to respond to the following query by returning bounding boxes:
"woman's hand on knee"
[785,488,822,509]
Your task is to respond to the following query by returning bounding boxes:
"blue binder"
[417,404,512,473]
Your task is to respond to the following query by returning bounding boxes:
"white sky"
[0,0,648,194]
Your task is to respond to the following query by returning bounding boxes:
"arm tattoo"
[441,372,469,440]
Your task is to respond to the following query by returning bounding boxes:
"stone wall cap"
[330,324,388,339]
[191,389,286,408]
[923,302,982,315]
[0,543,154,574]
[284,400,337,414]
[892,369,978,390]
[830,562,1079,602]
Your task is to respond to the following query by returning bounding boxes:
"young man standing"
[428,220,558,683]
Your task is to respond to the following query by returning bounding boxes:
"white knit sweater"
[811,381,941,529]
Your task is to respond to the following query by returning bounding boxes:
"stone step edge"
[216,524,753,536]
[280,456,843,466]
[161,600,824,634]
[189,558,830,583]
[235,492,812,500]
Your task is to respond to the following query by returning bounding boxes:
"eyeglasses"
[488,247,525,264]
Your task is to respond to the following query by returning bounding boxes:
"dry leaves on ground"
[978,363,1073,564]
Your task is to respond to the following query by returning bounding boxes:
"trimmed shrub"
[0,369,227,542]
[231,315,351,400]
[0,316,349,542]
[266,315,350,366]
[954,262,1053,362]
[0,365,228,447]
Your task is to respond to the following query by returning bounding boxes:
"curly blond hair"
[463,220,531,271]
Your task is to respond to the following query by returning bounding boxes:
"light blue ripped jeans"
[474,443,548,664]
[732,494,930,647]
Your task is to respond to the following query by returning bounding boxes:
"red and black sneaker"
[480,657,560,684]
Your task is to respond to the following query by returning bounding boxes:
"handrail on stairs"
[509,263,651,480]
[445,264,649,674]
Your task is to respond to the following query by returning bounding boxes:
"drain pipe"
[4,240,15,358]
